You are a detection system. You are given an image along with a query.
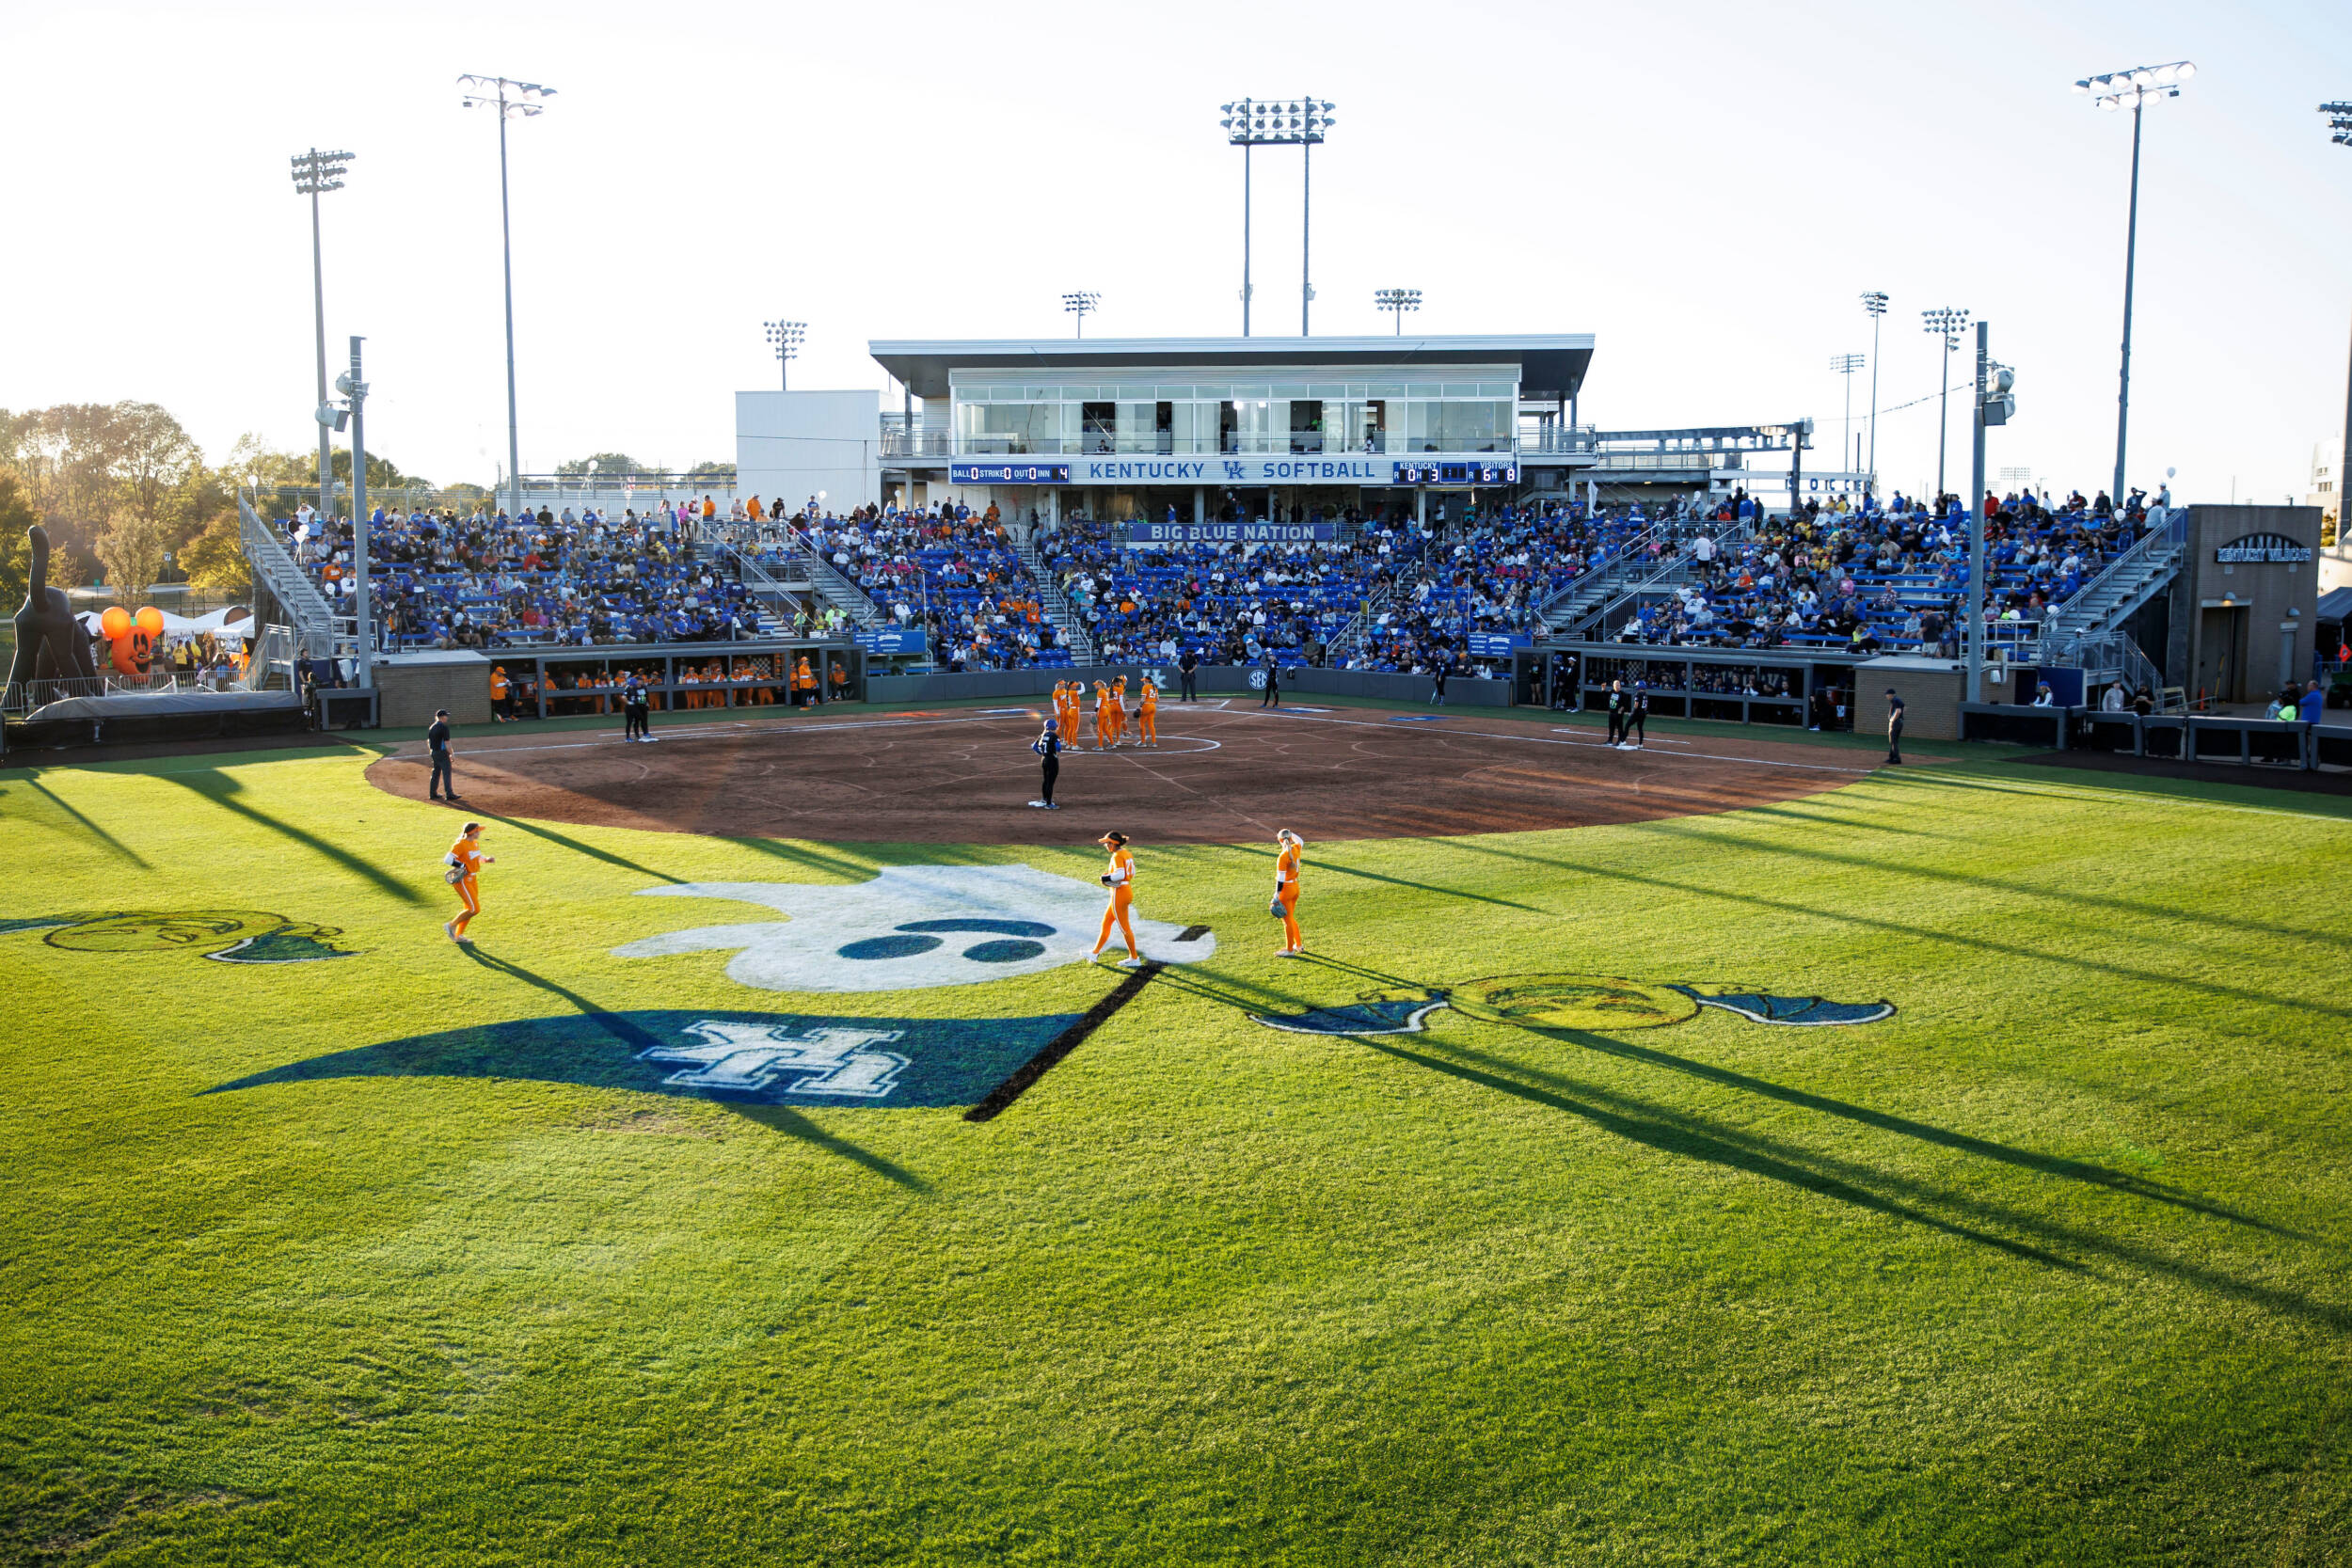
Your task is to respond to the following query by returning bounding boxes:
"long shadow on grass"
[1361,1037,2075,1268]
[1395,1033,2352,1331]
[726,839,878,880]
[162,770,422,904]
[1640,817,2342,953]
[1438,839,2352,1022]
[1298,955,2287,1237]
[458,947,927,1192]
[11,778,151,867]
[1876,767,2352,822]
[1727,801,1947,840]
[474,811,684,885]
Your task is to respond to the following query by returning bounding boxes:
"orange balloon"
[101,606,132,639]
[135,606,166,637]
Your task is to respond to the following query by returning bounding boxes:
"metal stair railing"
[239,495,356,662]
[786,524,885,628]
[2041,507,2187,641]
[1018,533,1095,662]
[1535,521,1666,628]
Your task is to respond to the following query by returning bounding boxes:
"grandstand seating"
[792,505,1073,671]
[278,504,767,649]
[1606,489,2153,657]
[267,485,2167,674]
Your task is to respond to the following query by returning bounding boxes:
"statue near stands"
[7,525,100,698]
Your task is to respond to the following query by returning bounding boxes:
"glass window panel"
[1116,402,1165,453]
[957,402,1064,453]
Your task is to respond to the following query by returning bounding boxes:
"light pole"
[764,319,805,388]
[1221,97,1335,336]
[331,337,372,689]
[1375,288,1422,335]
[1830,354,1865,478]
[458,73,556,521]
[2074,60,2195,513]
[1061,292,1100,340]
[2323,102,2352,546]
[1922,308,1970,501]
[1861,292,1887,496]
[290,148,354,522]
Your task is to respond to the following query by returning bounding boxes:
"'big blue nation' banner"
[1122,522,1339,546]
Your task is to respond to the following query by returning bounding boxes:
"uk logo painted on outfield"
[208,1009,1077,1110]
[612,864,1215,993]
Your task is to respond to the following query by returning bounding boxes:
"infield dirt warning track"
[366,701,1903,844]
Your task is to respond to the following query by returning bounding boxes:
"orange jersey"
[1103,847,1136,893]
[1139,682,1157,711]
[1276,843,1301,888]
[449,836,485,878]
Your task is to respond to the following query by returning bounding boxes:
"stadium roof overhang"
[867,335,1596,402]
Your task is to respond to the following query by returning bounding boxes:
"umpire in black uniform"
[1884,688,1905,765]
[426,709,459,801]
[1029,718,1062,808]
[1178,647,1199,702]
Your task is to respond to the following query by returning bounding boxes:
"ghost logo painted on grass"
[1249,973,1893,1037]
[612,864,1215,993]
[0,911,356,964]
[208,1009,1078,1110]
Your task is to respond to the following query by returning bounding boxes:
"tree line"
[0,403,743,615]
[0,402,434,610]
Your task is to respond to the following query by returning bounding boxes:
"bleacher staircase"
[1020,531,1096,662]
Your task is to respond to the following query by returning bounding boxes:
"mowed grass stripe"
[0,750,2347,1563]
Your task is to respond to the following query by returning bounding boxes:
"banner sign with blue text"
[1121,522,1340,546]
[854,628,928,655]
[947,455,1524,487]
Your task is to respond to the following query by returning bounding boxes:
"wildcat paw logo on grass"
[210,1010,1076,1110]
[0,911,356,964]
[612,864,1213,993]
[1250,974,1893,1037]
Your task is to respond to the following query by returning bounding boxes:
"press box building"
[737,334,1597,527]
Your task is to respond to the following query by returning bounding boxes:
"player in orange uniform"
[1109,677,1130,747]
[1092,681,1115,750]
[1059,681,1080,742]
[443,821,495,944]
[1089,831,1144,967]
[1271,828,1305,957]
[1136,676,1158,747]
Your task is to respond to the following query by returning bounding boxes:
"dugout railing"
[1535,640,1873,730]
[474,641,872,720]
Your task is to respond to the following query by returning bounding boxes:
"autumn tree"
[95,502,169,599]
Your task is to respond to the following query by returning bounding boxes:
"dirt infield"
[365,701,1899,844]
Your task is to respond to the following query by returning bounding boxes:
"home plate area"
[366,702,1869,843]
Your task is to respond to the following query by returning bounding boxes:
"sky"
[4,0,2350,506]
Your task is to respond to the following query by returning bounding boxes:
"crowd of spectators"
[1610,485,2161,656]
[282,499,771,649]
[776,500,1073,671]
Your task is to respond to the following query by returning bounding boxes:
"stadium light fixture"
[1061,292,1101,339]
[458,73,557,518]
[291,148,355,521]
[2324,103,2352,551]
[1922,308,1970,501]
[1375,288,1422,335]
[1222,96,1335,336]
[2074,59,2194,514]
[1830,354,1866,477]
[1860,292,1888,495]
[763,319,805,389]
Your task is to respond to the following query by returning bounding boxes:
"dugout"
[1551,641,1870,729]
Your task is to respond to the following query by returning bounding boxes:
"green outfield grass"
[1,738,2347,1564]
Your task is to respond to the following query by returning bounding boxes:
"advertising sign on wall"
[1122,522,1340,546]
